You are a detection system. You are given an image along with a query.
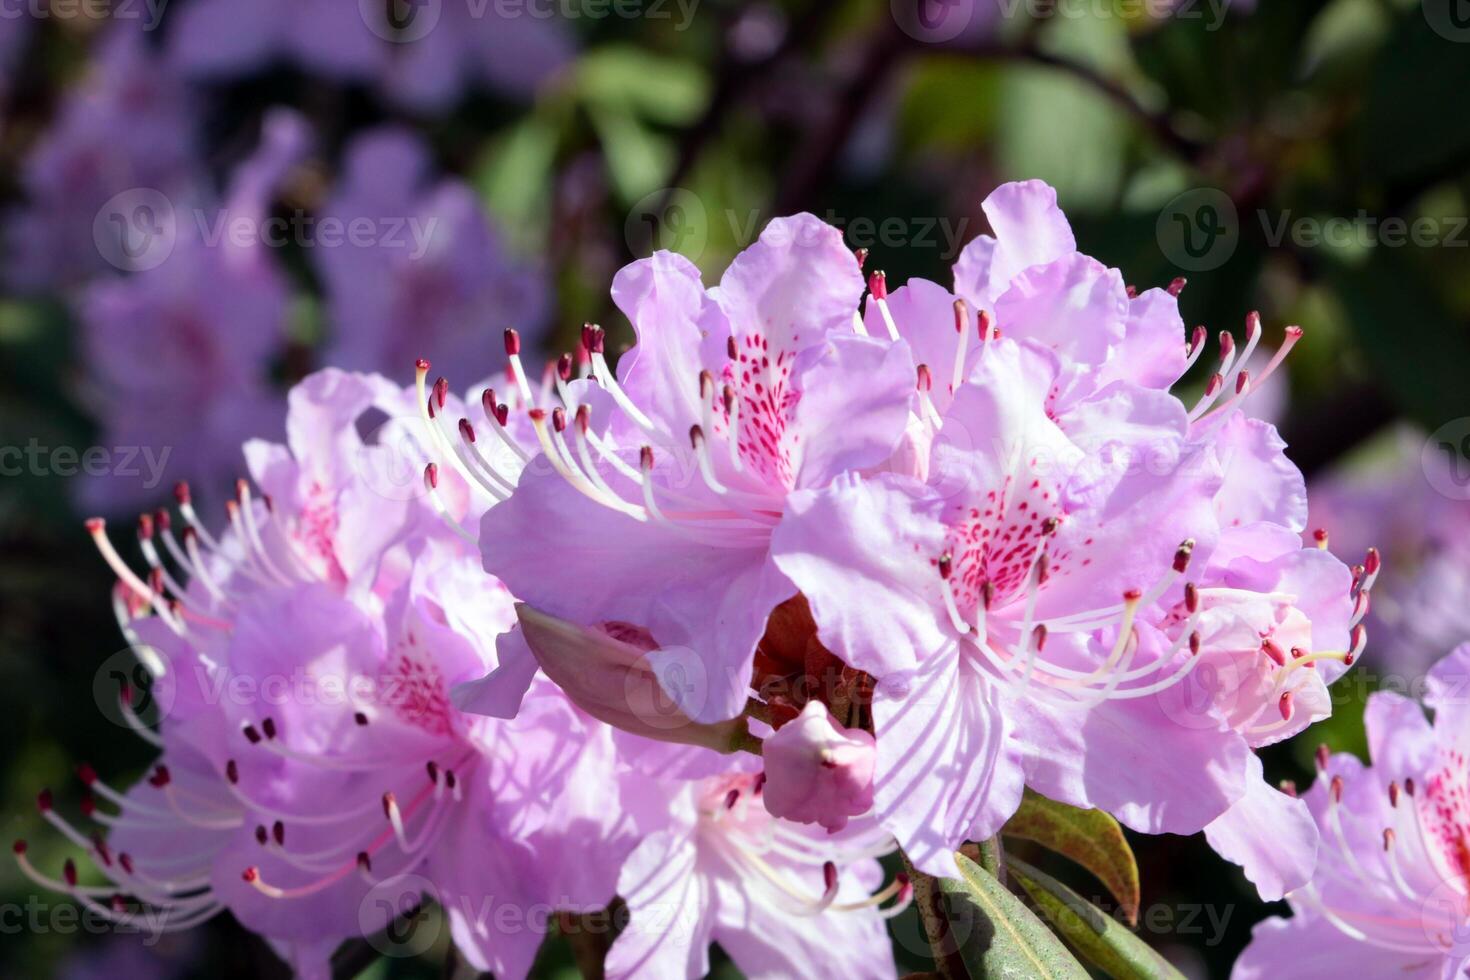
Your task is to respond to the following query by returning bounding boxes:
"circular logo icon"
[1156,188,1239,272]
[360,0,442,43]
[1419,877,1470,957]
[359,872,439,957]
[891,0,975,44]
[93,189,176,272]
[1154,651,1252,733]
[355,414,437,503]
[630,645,712,731]
[1423,418,1470,501]
[624,188,709,263]
[93,646,177,730]
[1424,0,1470,42]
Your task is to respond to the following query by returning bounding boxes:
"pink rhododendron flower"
[467,217,919,725]
[760,700,876,833]
[21,370,647,978]
[1309,427,1470,678]
[1234,643,1470,979]
[6,26,199,290]
[315,128,549,380]
[605,772,902,980]
[73,108,310,514]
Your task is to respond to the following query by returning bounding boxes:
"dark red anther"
[444,770,457,791]
[1173,539,1195,573]
[84,517,105,535]
[357,851,372,873]
[1389,781,1401,808]
[242,867,259,883]
[174,481,191,505]
[726,335,738,361]
[1278,691,1293,721]
[482,388,497,417]
[557,353,574,382]
[154,509,171,532]
[1041,516,1061,536]
[1313,528,1329,547]
[1190,324,1207,351]
[1126,284,1138,299]
[1204,373,1223,395]
[272,821,285,846]
[242,724,262,745]
[148,567,164,595]
[12,840,26,856]
[426,395,437,420]
[354,711,369,726]
[1188,632,1201,656]
[937,552,953,580]
[1235,370,1250,394]
[426,761,440,783]
[37,788,53,812]
[1315,744,1330,772]
[689,424,705,448]
[722,385,737,416]
[575,404,591,433]
[916,363,933,392]
[725,788,740,810]
[978,309,994,340]
[586,325,606,355]
[1032,624,1048,651]
[225,759,238,784]
[64,859,77,887]
[261,717,277,740]
[459,418,476,443]
[528,408,547,423]
[1329,775,1344,803]
[980,580,995,610]
[1364,547,1381,576]
[1383,828,1396,851]
[1405,777,1416,796]
[149,765,171,788]
[111,894,126,913]
[424,463,439,491]
[80,794,96,818]
[867,270,888,300]
[382,792,396,819]
[1166,276,1187,297]
[853,247,869,269]
[77,763,97,786]
[1245,311,1261,339]
[495,403,509,427]
[1218,331,1235,358]
[823,861,838,892]
[952,297,969,334]
[1279,780,1297,798]
[137,513,154,539]
[119,853,133,874]
[581,323,597,352]
[1262,640,1287,667]
[504,328,522,356]
[415,358,430,372]
[1124,588,1143,603]
[640,446,655,471]
[254,825,268,845]
[552,407,567,433]
[433,376,448,410]
[1035,552,1050,586]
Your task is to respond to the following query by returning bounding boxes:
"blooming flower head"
[315,128,549,380]
[1309,427,1470,679]
[23,370,645,978]
[605,770,904,980]
[166,0,571,110]
[73,109,309,514]
[6,25,199,290]
[1234,643,1470,979]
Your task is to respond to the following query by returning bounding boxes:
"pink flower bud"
[515,604,751,754]
[761,700,875,833]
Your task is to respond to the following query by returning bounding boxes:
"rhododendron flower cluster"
[19,180,1387,977]
[1235,644,1470,979]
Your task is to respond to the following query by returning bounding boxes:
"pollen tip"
[853,247,869,269]
[415,357,430,372]
[867,270,888,300]
[76,763,97,786]
[459,418,476,443]
[84,517,105,534]
[1279,779,1297,798]
[1278,691,1293,721]
[640,446,655,471]
[424,463,438,491]
[12,839,26,855]
[1166,276,1187,297]
[1330,775,1344,803]
[724,788,740,810]
[354,711,369,726]
[64,859,77,887]
[937,552,953,580]
[1315,743,1330,772]
[226,759,239,784]
[242,866,259,883]
[557,353,573,382]
[173,481,191,505]
[37,788,53,812]
[823,860,838,891]
[504,327,522,356]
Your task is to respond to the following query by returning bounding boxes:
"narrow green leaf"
[1009,858,1186,980]
[1002,789,1140,925]
[939,851,1091,980]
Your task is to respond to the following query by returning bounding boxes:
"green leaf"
[587,105,674,206]
[1009,857,1186,980]
[939,851,1091,980]
[576,46,709,125]
[1002,789,1141,926]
